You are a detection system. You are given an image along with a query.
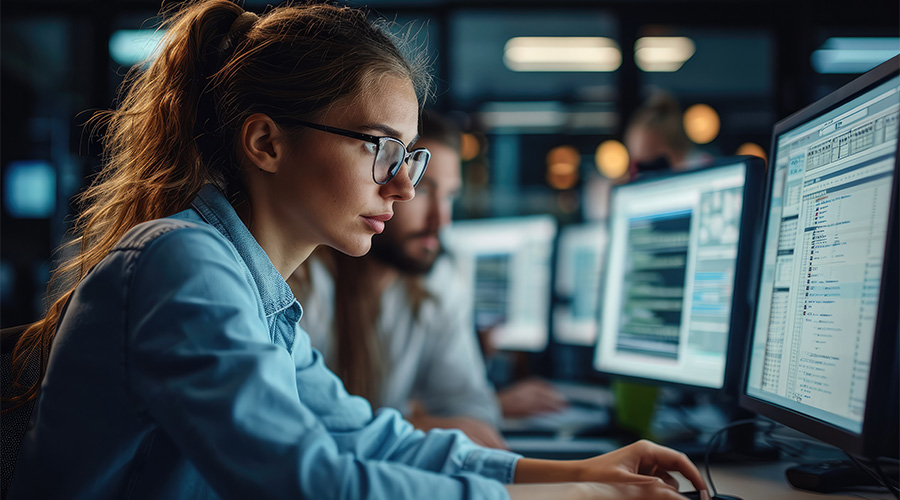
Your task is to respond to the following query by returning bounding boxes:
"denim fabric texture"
[9,184,519,500]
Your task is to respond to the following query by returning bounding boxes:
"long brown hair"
[7,0,431,411]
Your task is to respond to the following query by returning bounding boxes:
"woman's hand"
[575,440,707,490]
[506,480,699,500]
[514,440,708,497]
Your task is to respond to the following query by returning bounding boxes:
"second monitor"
[594,158,765,390]
[442,215,557,352]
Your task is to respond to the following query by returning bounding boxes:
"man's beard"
[370,231,442,275]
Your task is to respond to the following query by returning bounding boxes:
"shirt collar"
[190,184,299,319]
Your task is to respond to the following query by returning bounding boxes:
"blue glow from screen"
[812,38,900,74]
[4,160,56,218]
[109,29,166,67]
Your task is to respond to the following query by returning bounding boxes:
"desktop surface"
[675,460,895,500]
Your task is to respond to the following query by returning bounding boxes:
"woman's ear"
[240,113,286,174]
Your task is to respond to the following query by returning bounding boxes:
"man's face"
[370,138,462,274]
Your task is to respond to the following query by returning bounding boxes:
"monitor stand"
[785,459,897,493]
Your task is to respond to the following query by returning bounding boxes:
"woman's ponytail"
[6,0,250,412]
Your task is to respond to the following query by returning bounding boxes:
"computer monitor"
[593,157,765,390]
[741,56,899,461]
[442,215,557,352]
[553,223,607,346]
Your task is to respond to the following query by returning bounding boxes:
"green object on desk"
[612,379,659,440]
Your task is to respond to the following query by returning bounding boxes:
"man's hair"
[419,109,461,153]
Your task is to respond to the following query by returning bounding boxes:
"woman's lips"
[362,213,392,234]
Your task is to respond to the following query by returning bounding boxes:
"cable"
[701,418,898,498]
[846,454,899,499]
[702,418,772,497]
[846,454,893,495]
[760,423,897,497]
[873,460,900,497]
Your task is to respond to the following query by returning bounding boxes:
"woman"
[8,1,708,499]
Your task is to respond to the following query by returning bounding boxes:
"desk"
[674,461,895,500]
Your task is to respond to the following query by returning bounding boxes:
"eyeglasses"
[285,119,430,187]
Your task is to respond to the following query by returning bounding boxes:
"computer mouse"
[680,492,743,500]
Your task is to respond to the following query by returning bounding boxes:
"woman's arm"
[406,406,509,449]
[513,440,709,496]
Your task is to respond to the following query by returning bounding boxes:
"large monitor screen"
[553,223,607,346]
[442,215,557,352]
[744,73,899,435]
[594,162,752,389]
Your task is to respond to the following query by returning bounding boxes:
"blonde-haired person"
[624,92,712,178]
[7,1,708,499]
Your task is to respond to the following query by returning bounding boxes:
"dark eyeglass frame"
[285,119,430,187]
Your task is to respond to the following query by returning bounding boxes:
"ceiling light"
[635,37,695,72]
[504,37,622,72]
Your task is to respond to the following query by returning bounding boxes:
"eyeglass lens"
[374,138,430,186]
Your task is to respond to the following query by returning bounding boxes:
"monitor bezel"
[738,56,900,459]
[591,155,767,393]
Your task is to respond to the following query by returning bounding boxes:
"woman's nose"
[383,163,415,201]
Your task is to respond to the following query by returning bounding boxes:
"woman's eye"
[364,142,378,155]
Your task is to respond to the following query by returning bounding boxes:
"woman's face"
[262,74,420,264]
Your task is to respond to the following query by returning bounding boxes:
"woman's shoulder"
[113,218,210,251]
[110,217,240,273]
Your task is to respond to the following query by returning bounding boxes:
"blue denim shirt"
[10,185,519,500]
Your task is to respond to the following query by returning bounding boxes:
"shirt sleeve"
[125,227,516,500]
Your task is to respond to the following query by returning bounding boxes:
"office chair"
[1,324,42,497]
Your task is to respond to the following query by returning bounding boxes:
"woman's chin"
[331,238,371,258]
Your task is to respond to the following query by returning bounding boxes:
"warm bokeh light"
[546,145,580,170]
[545,146,581,189]
[683,103,720,144]
[594,140,629,179]
[547,162,579,190]
[460,133,481,161]
[736,142,767,163]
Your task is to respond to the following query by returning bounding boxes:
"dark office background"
[1,0,898,328]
